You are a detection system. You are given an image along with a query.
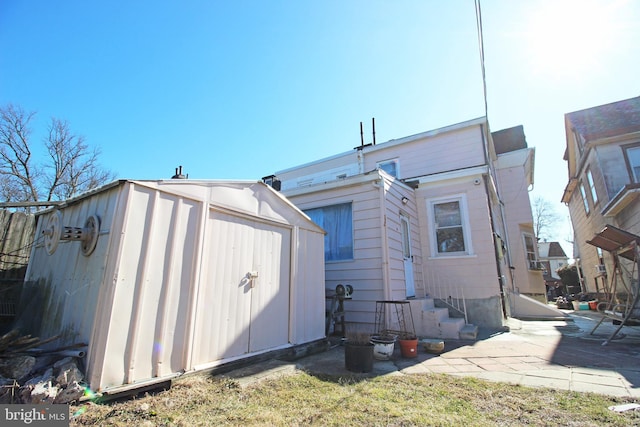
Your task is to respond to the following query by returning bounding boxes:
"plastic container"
[421,338,445,354]
[398,338,418,358]
[344,342,374,372]
[370,335,395,360]
[579,302,589,310]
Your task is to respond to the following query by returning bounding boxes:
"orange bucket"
[399,338,418,358]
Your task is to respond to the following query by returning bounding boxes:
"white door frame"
[400,214,415,298]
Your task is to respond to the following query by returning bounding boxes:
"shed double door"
[191,209,291,366]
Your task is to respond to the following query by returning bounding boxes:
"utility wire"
[475,0,489,121]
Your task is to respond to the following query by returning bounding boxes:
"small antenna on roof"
[372,117,376,145]
[171,165,187,179]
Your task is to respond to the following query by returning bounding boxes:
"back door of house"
[190,209,291,366]
[401,214,415,298]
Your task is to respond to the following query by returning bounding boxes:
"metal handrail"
[423,270,468,324]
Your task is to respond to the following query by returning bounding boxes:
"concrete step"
[422,307,449,322]
[408,298,435,311]
[459,323,478,340]
[439,318,466,339]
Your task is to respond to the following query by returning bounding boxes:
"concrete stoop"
[408,298,477,340]
[459,324,478,340]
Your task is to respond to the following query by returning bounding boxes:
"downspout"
[480,123,508,319]
[498,201,517,292]
[373,177,391,301]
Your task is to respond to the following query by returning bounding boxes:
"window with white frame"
[579,182,590,214]
[624,145,640,183]
[304,203,353,261]
[428,195,471,255]
[523,234,539,270]
[586,168,598,205]
[377,159,399,178]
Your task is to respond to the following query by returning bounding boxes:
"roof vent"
[261,175,281,191]
[172,166,188,179]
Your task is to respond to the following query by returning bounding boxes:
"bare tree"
[45,118,113,201]
[532,196,562,241]
[0,104,41,202]
[0,104,114,206]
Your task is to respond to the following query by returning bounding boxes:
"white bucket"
[372,342,394,360]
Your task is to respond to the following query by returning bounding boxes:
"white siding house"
[264,118,552,334]
[18,179,325,393]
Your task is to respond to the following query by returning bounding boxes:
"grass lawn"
[70,371,640,426]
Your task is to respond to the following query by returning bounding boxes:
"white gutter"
[416,165,489,185]
[282,171,382,198]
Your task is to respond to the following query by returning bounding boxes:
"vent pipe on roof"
[355,120,376,151]
[372,117,376,145]
[172,165,188,179]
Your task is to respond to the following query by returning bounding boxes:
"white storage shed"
[19,179,325,393]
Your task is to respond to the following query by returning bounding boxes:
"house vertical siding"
[616,202,640,233]
[415,177,506,328]
[283,171,422,331]
[566,186,602,289]
[381,174,423,300]
[416,180,498,299]
[284,175,384,328]
[363,125,486,179]
[495,150,545,298]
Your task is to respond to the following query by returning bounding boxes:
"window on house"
[523,234,539,270]
[304,203,353,261]
[377,159,399,178]
[429,195,471,255]
[579,182,590,214]
[624,145,640,183]
[586,169,598,204]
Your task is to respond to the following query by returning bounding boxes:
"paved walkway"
[220,309,640,397]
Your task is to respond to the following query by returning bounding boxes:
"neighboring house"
[263,117,550,334]
[561,96,640,294]
[537,241,569,296]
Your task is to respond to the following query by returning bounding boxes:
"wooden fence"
[0,210,36,320]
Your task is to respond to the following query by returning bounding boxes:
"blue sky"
[2,1,639,250]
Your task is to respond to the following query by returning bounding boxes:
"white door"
[191,210,291,366]
[401,215,415,298]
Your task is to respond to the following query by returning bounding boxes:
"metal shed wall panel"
[290,228,326,343]
[97,185,202,388]
[20,185,120,345]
